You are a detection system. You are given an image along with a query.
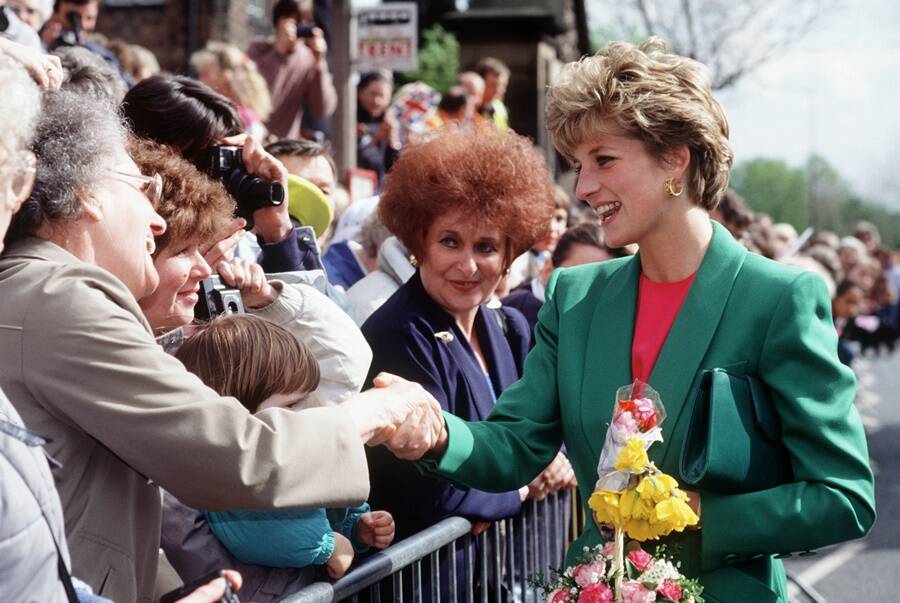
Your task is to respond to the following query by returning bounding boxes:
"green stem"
[614,527,624,603]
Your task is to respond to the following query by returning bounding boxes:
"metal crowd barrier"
[281,490,583,603]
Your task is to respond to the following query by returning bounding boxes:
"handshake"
[344,373,448,460]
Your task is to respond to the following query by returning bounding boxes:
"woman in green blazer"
[417,39,875,602]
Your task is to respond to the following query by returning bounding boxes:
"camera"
[296,22,315,38]
[50,11,83,48]
[194,275,246,322]
[160,569,241,603]
[208,145,285,230]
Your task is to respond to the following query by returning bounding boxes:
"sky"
[589,0,900,209]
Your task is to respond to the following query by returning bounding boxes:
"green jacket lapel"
[649,222,747,466]
[579,256,640,460]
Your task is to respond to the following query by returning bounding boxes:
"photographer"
[38,0,127,84]
[1,88,443,602]
[246,0,336,140]
[122,74,315,274]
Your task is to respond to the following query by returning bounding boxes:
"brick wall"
[95,0,262,74]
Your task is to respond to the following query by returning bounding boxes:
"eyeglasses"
[109,170,164,206]
[0,148,37,205]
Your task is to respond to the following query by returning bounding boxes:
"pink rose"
[548,589,569,603]
[633,398,657,431]
[656,580,682,601]
[626,549,654,572]
[578,582,613,603]
[573,560,607,587]
[621,580,657,603]
[602,542,617,559]
[613,410,639,437]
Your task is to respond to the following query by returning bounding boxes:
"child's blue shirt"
[204,503,370,568]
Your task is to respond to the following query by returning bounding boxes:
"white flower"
[638,559,681,585]
[434,331,455,343]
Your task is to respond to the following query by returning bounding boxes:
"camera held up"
[208,145,285,230]
[194,275,246,322]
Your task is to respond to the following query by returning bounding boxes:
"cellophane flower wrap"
[594,382,666,492]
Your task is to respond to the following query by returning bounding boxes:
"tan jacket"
[0,238,370,603]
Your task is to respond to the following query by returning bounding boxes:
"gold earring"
[409,255,418,267]
[664,177,684,197]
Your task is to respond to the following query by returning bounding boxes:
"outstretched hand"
[343,373,445,460]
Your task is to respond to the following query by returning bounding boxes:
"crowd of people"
[0,1,884,602]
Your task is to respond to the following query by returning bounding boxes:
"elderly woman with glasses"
[0,89,443,603]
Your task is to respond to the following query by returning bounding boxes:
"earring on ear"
[664,177,684,198]
[409,255,418,268]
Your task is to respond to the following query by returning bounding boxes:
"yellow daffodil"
[636,473,679,503]
[620,488,654,520]
[589,489,622,526]
[624,518,659,541]
[653,497,699,533]
[613,437,649,473]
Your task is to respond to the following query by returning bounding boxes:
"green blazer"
[423,222,875,602]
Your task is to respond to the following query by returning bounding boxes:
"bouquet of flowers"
[531,543,704,603]
[532,381,702,603]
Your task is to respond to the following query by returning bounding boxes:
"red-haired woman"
[361,126,576,599]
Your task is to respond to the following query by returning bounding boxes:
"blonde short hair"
[546,37,733,210]
[191,42,272,121]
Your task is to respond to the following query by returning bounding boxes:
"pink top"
[247,40,337,139]
[631,271,697,383]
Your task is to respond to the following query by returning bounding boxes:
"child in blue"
[175,314,395,578]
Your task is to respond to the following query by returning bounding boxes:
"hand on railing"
[357,511,396,549]
[326,533,355,580]
[470,521,491,536]
[526,451,577,501]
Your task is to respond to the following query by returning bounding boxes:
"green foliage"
[400,24,459,94]
[731,155,900,248]
[590,26,646,52]
[731,158,808,229]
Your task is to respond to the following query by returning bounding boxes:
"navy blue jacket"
[361,272,528,540]
[501,281,543,336]
[322,241,366,290]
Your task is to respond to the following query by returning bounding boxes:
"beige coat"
[0,238,370,603]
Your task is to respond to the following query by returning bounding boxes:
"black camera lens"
[208,145,284,229]
[226,171,285,212]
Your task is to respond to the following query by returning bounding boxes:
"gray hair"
[53,46,127,105]
[8,89,128,242]
[0,53,41,153]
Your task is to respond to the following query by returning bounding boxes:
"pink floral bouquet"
[530,543,704,603]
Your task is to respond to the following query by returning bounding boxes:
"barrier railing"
[281,490,582,603]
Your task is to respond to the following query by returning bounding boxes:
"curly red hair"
[379,127,556,265]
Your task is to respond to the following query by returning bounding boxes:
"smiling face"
[572,130,678,249]
[419,209,507,324]
[139,241,212,332]
[90,154,166,300]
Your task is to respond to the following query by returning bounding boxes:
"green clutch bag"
[679,368,793,493]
